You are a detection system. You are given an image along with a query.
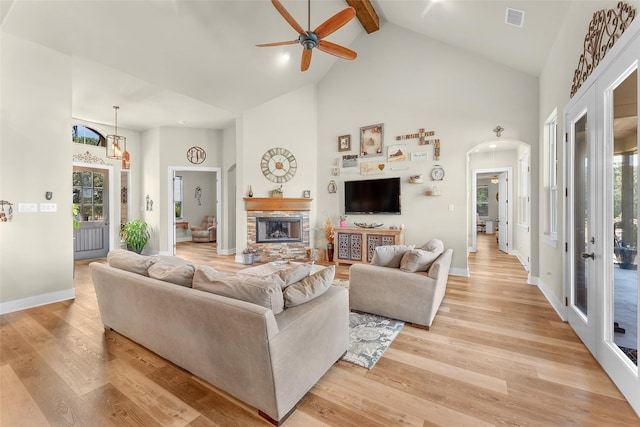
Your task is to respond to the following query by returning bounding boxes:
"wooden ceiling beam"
[345,0,380,34]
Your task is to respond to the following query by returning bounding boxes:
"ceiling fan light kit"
[257,0,357,72]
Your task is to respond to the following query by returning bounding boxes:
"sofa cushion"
[278,263,312,289]
[371,245,414,268]
[148,262,196,287]
[283,265,335,308]
[193,266,285,314]
[107,249,155,276]
[400,249,442,272]
[419,238,445,254]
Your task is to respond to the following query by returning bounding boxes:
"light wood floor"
[1,235,639,426]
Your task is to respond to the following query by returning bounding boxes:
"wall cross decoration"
[396,128,434,145]
[494,125,504,137]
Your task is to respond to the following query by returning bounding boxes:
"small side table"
[176,220,189,229]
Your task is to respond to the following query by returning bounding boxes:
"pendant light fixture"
[106,106,126,160]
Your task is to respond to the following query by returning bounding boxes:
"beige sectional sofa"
[90,250,348,425]
[349,240,453,329]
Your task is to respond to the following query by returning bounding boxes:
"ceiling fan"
[257,0,357,72]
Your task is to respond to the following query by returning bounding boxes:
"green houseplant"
[121,219,151,254]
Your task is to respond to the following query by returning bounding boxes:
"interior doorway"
[471,168,512,255]
[167,166,221,255]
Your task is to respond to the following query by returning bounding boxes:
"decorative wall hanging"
[387,144,407,162]
[570,1,636,98]
[360,161,385,175]
[73,151,108,165]
[327,180,337,193]
[493,125,504,137]
[195,186,202,205]
[396,128,435,145]
[187,146,206,164]
[338,135,351,152]
[411,152,428,161]
[433,139,441,161]
[260,147,297,183]
[342,154,358,168]
[0,200,13,222]
[360,123,383,157]
[145,194,153,211]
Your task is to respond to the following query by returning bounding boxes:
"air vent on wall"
[505,7,525,28]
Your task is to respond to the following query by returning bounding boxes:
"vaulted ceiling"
[1,0,573,131]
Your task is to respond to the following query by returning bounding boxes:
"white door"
[73,167,110,260]
[497,172,508,253]
[565,90,599,354]
[599,41,639,411]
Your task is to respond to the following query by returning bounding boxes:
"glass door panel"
[574,113,590,317]
[612,69,638,367]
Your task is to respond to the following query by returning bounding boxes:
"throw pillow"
[148,262,196,288]
[370,245,414,268]
[278,263,312,289]
[419,239,445,254]
[400,249,442,273]
[193,267,285,314]
[283,265,335,308]
[107,249,155,276]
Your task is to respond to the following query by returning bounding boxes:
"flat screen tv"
[344,177,401,215]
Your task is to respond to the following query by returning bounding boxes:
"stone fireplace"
[244,198,312,262]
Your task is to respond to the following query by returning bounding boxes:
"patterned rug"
[620,346,638,365]
[342,312,404,369]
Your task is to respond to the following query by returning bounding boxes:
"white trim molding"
[0,288,76,315]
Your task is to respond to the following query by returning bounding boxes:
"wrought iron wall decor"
[570,1,636,98]
[0,200,14,222]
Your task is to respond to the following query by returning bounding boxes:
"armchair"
[191,215,217,242]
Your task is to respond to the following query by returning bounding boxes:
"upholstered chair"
[191,215,217,242]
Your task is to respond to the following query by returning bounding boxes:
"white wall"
[537,0,640,302]
[0,33,74,311]
[317,23,539,274]
[236,85,318,256]
[179,170,216,236]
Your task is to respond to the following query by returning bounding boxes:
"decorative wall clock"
[260,147,297,183]
[187,146,206,164]
[431,165,445,181]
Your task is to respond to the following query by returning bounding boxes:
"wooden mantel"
[244,197,312,211]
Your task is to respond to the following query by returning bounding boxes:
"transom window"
[72,125,106,147]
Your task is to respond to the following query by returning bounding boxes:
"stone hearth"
[244,198,312,262]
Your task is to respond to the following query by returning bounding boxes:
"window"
[476,185,489,216]
[73,170,105,222]
[518,154,529,226]
[547,113,558,237]
[72,125,106,146]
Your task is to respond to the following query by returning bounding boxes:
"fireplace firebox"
[256,216,302,243]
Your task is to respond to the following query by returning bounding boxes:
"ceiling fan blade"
[314,7,355,39]
[256,40,299,47]
[301,48,312,72]
[271,0,305,35]
[317,40,357,60]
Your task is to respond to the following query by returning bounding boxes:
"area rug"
[620,346,637,365]
[342,312,404,369]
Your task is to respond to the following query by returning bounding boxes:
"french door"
[565,91,599,354]
[73,166,110,260]
[564,29,639,414]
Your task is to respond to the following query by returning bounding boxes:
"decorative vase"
[242,252,255,265]
[326,242,334,262]
[339,220,345,228]
[248,185,253,197]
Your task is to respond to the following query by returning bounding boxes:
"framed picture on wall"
[360,123,383,157]
[338,135,351,152]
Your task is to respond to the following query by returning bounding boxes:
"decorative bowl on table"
[354,222,383,229]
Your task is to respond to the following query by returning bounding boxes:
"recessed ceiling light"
[280,52,290,64]
[178,120,187,125]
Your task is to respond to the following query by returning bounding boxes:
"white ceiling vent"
[505,8,525,28]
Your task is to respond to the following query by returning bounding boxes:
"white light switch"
[40,203,57,212]
[448,204,454,211]
[18,203,37,213]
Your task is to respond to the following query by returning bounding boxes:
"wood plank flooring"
[1,234,639,426]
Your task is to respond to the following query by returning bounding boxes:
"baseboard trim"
[0,288,76,315]
[530,275,567,321]
[449,267,470,277]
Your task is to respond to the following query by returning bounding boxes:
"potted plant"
[271,185,283,198]
[72,204,81,229]
[121,219,151,254]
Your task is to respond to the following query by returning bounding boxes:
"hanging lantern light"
[106,106,126,160]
